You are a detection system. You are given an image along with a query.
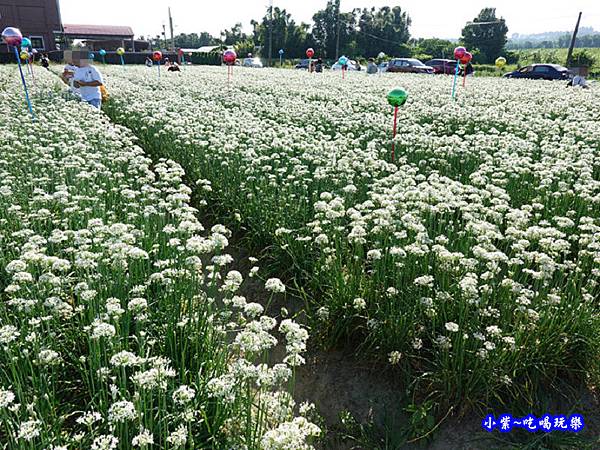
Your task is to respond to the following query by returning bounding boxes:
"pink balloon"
[2,27,23,47]
[306,48,314,58]
[460,52,473,65]
[454,46,466,60]
[223,50,237,64]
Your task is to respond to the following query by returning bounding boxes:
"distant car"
[426,59,457,75]
[503,64,570,81]
[387,58,434,74]
[331,60,362,71]
[295,59,311,70]
[243,57,263,68]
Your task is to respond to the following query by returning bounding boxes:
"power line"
[465,21,505,26]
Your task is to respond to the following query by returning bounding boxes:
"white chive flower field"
[0,61,599,448]
[0,67,317,449]
[102,65,600,430]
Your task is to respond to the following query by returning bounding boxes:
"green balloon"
[387,88,408,107]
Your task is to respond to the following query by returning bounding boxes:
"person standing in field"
[367,58,378,74]
[40,53,50,70]
[315,58,323,73]
[72,50,105,109]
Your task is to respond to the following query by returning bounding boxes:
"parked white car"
[243,58,263,68]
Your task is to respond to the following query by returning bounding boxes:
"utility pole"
[566,11,582,67]
[335,0,341,60]
[162,24,166,50]
[169,7,175,51]
[268,0,273,67]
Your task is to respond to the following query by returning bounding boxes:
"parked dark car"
[426,59,457,75]
[503,64,571,81]
[387,58,434,74]
[295,59,329,70]
[295,59,311,70]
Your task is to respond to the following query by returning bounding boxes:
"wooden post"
[566,12,582,68]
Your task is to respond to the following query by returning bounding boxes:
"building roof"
[197,46,222,53]
[63,24,134,38]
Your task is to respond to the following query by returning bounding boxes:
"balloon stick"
[391,106,398,162]
[451,60,460,100]
[28,55,35,83]
[13,47,35,120]
[386,88,408,163]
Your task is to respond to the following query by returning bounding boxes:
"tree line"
[508,33,600,50]
[152,3,510,65]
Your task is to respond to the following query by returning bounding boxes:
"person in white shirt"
[72,50,104,109]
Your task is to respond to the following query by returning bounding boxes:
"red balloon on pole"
[461,52,473,87]
[306,48,314,58]
[460,52,472,65]
[454,46,466,60]
[223,50,237,83]
[153,51,163,62]
[223,50,237,64]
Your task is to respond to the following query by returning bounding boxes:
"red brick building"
[0,0,63,52]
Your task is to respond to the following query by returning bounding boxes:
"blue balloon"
[89,52,95,59]
[338,56,348,65]
[99,49,106,56]
[21,37,31,48]
[279,49,284,55]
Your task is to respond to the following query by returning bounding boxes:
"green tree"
[220,23,247,46]
[251,7,311,60]
[355,6,411,58]
[286,22,311,58]
[461,8,508,63]
[411,38,454,59]
[235,38,256,58]
[311,0,357,59]
[174,32,215,49]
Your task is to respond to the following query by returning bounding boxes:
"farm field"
[1,63,599,449]
[0,67,316,449]
[101,66,600,447]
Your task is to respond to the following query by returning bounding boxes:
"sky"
[58,0,600,41]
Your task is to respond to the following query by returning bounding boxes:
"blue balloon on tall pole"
[279,48,284,67]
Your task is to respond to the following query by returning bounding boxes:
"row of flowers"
[0,67,318,449]
[102,66,600,414]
